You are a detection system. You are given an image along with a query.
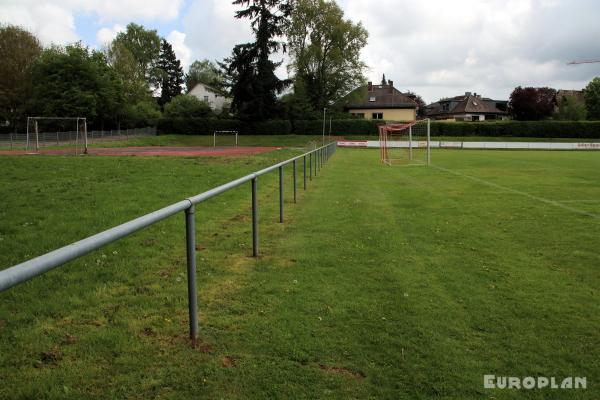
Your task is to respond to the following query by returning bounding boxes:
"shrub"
[157,118,240,135]
[163,95,213,118]
[247,120,291,135]
[122,100,162,128]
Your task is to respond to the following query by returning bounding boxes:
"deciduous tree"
[163,95,213,118]
[31,44,124,128]
[584,77,600,120]
[406,91,426,118]
[113,23,161,89]
[185,59,225,92]
[286,0,368,111]
[509,86,557,120]
[0,25,42,131]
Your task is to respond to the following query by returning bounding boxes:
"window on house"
[204,96,209,102]
[442,103,450,111]
[372,112,384,120]
[369,97,376,102]
[351,113,365,119]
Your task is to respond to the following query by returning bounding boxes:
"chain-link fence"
[0,127,157,150]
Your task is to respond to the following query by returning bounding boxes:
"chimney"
[368,82,373,91]
[388,80,394,93]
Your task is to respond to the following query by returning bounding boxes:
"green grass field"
[0,147,598,399]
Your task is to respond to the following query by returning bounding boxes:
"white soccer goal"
[379,119,431,166]
[213,130,239,147]
[27,117,88,155]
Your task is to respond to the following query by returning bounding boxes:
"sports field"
[0,145,598,399]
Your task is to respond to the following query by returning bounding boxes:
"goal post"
[213,130,239,147]
[26,117,88,155]
[379,119,431,166]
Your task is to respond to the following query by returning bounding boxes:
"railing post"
[303,156,307,190]
[185,204,198,348]
[309,153,313,181]
[252,177,259,257]
[279,166,284,223]
[293,160,297,204]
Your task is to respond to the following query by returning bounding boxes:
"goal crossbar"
[213,130,239,147]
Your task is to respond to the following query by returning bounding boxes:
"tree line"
[0,0,377,132]
[508,83,600,121]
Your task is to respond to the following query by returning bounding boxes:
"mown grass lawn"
[0,148,599,399]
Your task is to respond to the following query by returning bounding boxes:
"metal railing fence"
[0,127,156,150]
[0,142,337,347]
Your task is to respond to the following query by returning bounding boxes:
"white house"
[188,83,230,112]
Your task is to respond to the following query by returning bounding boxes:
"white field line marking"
[556,199,600,203]
[431,165,600,219]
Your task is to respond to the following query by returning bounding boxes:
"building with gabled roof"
[344,79,418,121]
[425,92,508,121]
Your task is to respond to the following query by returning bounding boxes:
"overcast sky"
[1,0,599,103]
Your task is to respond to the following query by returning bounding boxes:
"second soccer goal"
[213,130,239,147]
[379,119,431,166]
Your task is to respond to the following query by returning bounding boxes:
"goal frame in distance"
[213,130,239,147]
[26,116,88,155]
[379,118,431,166]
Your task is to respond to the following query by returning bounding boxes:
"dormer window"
[369,97,376,102]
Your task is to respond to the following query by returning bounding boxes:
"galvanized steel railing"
[0,142,337,347]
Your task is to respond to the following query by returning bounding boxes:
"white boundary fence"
[338,140,600,151]
[0,127,156,150]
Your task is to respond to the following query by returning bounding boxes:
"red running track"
[0,146,282,157]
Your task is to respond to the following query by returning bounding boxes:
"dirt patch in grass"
[221,356,238,368]
[198,343,214,354]
[61,334,78,345]
[319,364,365,380]
[35,348,63,368]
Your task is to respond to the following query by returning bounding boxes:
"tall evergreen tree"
[157,39,184,107]
[222,0,291,120]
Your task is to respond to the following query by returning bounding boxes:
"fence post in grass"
[427,118,431,166]
[293,160,297,204]
[309,153,312,181]
[185,204,199,348]
[303,156,307,190]
[279,166,284,223]
[252,177,259,257]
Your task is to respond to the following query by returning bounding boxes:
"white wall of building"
[188,83,230,112]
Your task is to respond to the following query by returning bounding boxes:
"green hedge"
[430,121,600,138]
[157,118,292,135]
[292,119,380,135]
[157,118,600,138]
